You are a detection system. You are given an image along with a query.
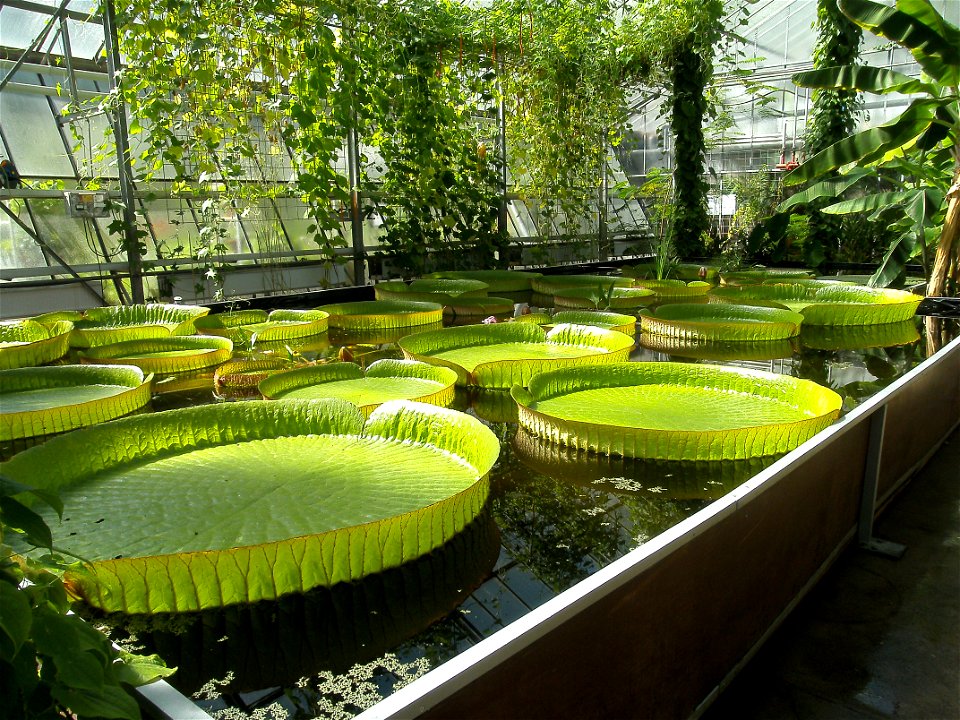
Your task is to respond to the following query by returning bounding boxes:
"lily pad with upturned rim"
[630,278,712,300]
[69,303,210,348]
[247,309,329,344]
[258,359,457,415]
[374,279,490,305]
[637,334,796,361]
[719,268,815,286]
[317,300,443,332]
[2,398,500,613]
[78,335,234,374]
[0,319,73,369]
[511,362,842,461]
[194,310,269,342]
[530,274,632,296]
[708,283,922,325]
[551,285,655,310]
[639,304,804,341]
[397,322,634,388]
[0,364,152,441]
[442,296,516,317]
[425,270,543,293]
[550,311,636,334]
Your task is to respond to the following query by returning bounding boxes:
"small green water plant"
[0,320,73,370]
[1,399,499,614]
[511,362,843,461]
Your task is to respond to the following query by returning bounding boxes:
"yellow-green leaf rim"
[0,319,73,369]
[317,300,444,331]
[79,335,234,374]
[425,270,543,292]
[69,303,210,348]
[511,362,842,461]
[640,303,804,341]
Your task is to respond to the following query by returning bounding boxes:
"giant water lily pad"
[194,310,269,342]
[531,274,632,296]
[552,285,655,310]
[630,278,712,300]
[800,319,921,351]
[374,279,490,304]
[247,309,329,344]
[259,359,457,414]
[79,335,234,374]
[443,296,516,317]
[638,334,796,362]
[1,364,152,441]
[425,270,543,293]
[550,311,636,335]
[511,363,842,461]
[639,304,804,341]
[709,283,922,325]
[397,322,634,388]
[0,319,73,369]
[3,399,500,613]
[317,300,443,332]
[621,262,720,282]
[719,268,815,286]
[69,303,210,348]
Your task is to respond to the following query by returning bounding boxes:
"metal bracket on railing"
[858,404,907,558]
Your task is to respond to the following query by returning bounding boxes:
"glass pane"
[0,91,74,177]
[0,200,46,272]
[0,7,52,51]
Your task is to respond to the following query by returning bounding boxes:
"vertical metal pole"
[346,125,366,286]
[598,145,608,260]
[497,63,508,240]
[102,0,144,303]
[858,405,906,558]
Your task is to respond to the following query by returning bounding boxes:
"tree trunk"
[927,166,960,298]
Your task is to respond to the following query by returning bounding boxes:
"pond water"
[61,313,958,719]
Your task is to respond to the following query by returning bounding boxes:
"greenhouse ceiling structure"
[0,0,957,319]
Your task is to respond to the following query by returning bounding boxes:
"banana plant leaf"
[443,296,516,317]
[374,279,490,304]
[511,363,843,461]
[631,279,713,299]
[1,364,152,441]
[0,319,73,369]
[531,274,632,295]
[550,311,636,334]
[799,319,921,351]
[708,283,922,325]
[79,336,234,374]
[425,270,543,293]
[552,286,655,310]
[397,322,635,388]
[512,427,769,500]
[317,300,443,331]
[639,304,804,341]
[194,310,269,342]
[719,269,816,286]
[69,304,210,348]
[637,334,797,361]
[2,398,500,613]
[258,359,457,415]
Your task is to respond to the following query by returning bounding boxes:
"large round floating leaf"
[397,322,634,388]
[552,285,655,310]
[443,295,516,317]
[709,283,922,325]
[638,334,796,361]
[259,359,457,415]
[800,319,921,351]
[374,279,490,304]
[425,269,543,293]
[214,357,294,391]
[511,363,842,461]
[0,319,73,369]
[719,268,815,286]
[317,300,443,332]
[621,262,720,282]
[79,335,233,374]
[639,304,804,341]
[550,310,636,335]
[194,310,269,342]
[69,303,210,348]
[2,399,500,613]
[249,309,329,344]
[630,278,712,300]
[530,274,632,295]
[0,364,152,441]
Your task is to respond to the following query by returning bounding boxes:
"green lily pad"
[195,310,270,342]
[639,304,804,341]
[374,279,490,304]
[719,268,815,286]
[259,359,457,415]
[79,336,234,374]
[552,286,655,310]
[530,274,632,295]
[425,270,543,293]
[2,399,500,613]
[317,300,444,332]
[214,357,295,390]
[631,279,712,300]
[638,334,797,361]
[709,283,922,325]
[443,296,516,317]
[1,364,152,441]
[550,311,636,334]
[511,363,842,461]
[800,320,921,351]
[248,309,329,344]
[621,262,720,282]
[0,319,73,369]
[69,304,210,348]
[397,322,635,388]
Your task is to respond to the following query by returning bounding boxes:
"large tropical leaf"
[249,310,329,344]
[79,336,234,374]
[397,322,634,388]
[550,310,637,334]
[0,320,73,369]
[792,64,935,96]
[511,363,842,461]
[258,359,457,415]
[194,310,269,342]
[2,399,500,613]
[551,285,655,310]
[70,304,210,348]
[317,300,443,331]
[639,304,804,341]
[777,169,873,213]
[630,279,713,299]
[425,270,543,293]
[0,364,152,441]
[530,274,632,295]
[709,282,922,324]
[374,279,490,304]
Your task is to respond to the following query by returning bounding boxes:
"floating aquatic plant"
[0,319,73,369]
[639,304,804,341]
